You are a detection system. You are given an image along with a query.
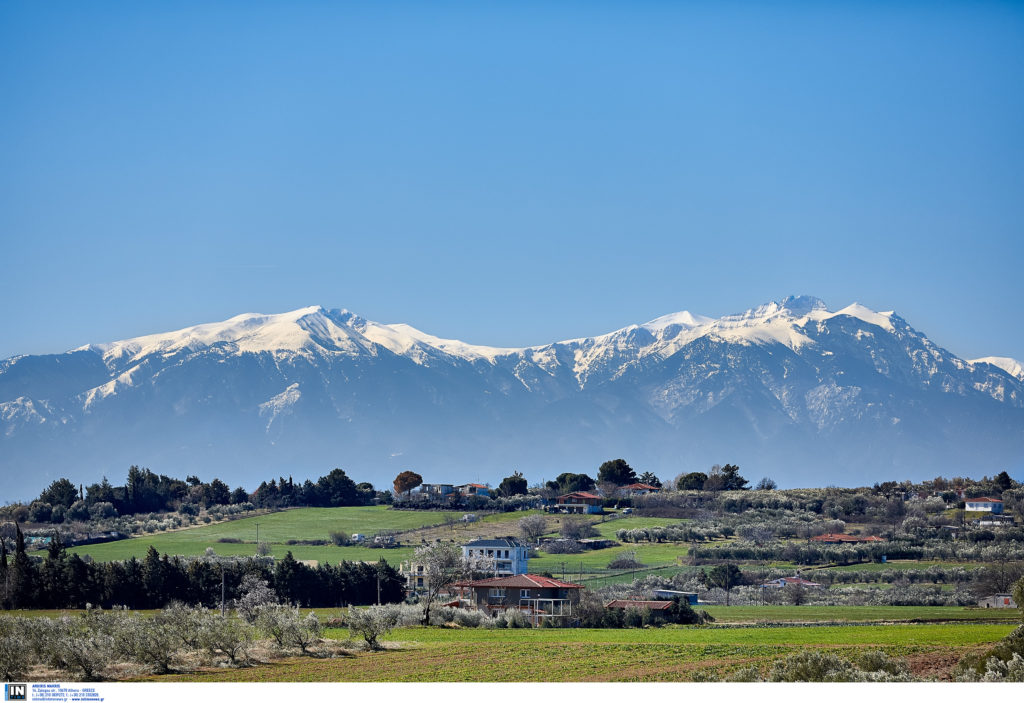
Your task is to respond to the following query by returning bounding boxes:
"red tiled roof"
[966,497,1003,503]
[452,574,584,589]
[623,483,661,491]
[558,491,600,500]
[462,483,488,488]
[605,600,672,610]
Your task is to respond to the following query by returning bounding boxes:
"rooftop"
[605,600,673,610]
[463,537,526,548]
[453,574,584,589]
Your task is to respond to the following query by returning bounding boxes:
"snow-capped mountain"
[2,296,1022,496]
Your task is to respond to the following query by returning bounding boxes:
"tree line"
[18,465,386,525]
[0,524,404,610]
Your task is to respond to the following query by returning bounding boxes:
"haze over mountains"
[2,295,1022,498]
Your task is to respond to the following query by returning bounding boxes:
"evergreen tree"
[10,524,37,608]
[40,531,68,608]
[637,471,662,488]
[0,537,9,610]
[597,459,638,486]
[496,471,528,497]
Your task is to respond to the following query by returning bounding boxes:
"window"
[416,578,423,587]
[520,589,530,599]
[489,588,506,598]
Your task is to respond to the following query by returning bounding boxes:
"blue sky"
[1,1,1022,362]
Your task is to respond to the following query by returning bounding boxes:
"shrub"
[88,502,117,520]
[495,608,530,629]
[28,501,52,523]
[544,539,582,554]
[67,500,91,522]
[0,618,30,682]
[178,502,200,517]
[766,650,912,682]
[559,519,598,540]
[329,531,351,546]
[607,551,643,569]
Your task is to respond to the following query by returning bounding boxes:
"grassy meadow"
[148,621,1015,682]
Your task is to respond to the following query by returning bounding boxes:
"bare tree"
[518,515,548,544]
[414,541,469,626]
[560,518,598,540]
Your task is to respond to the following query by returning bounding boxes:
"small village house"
[965,497,1004,514]
[451,574,584,625]
[619,483,662,497]
[978,593,1018,609]
[555,491,603,514]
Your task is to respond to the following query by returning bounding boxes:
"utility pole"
[376,566,382,606]
[220,563,226,617]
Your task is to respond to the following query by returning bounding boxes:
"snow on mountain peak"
[780,295,828,317]
[970,356,1024,381]
[642,310,715,332]
[92,306,371,362]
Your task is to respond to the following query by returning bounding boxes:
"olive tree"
[347,605,400,650]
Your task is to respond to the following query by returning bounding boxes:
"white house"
[978,594,1017,609]
[965,497,1004,514]
[462,537,530,576]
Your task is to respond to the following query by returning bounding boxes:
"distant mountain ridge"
[2,296,1022,496]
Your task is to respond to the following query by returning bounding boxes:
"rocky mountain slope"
[2,296,1022,495]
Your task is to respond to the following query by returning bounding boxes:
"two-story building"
[456,483,490,498]
[555,491,603,514]
[462,537,529,576]
[418,483,456,499]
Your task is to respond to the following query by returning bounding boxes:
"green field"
[152,621,1015,682]
[700,605,1017,623]
[817,560,984,573]
[67,506,469,564]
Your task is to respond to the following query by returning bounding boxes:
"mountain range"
[2,295,1022,497]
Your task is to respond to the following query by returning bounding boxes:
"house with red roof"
[456,483,490,497]
[556,491,603,514]
[965,497,1004,514]
[619,483,662,497]
[451,574,584,625]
